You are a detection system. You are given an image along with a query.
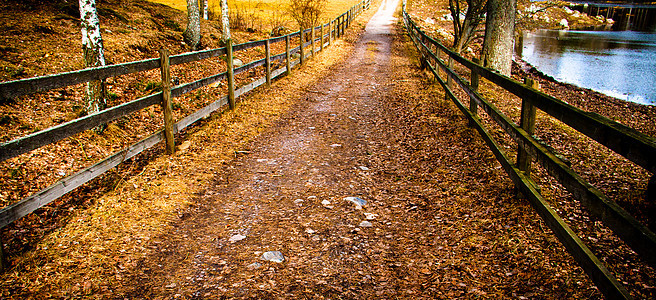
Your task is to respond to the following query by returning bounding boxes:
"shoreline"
[511,55,656,137]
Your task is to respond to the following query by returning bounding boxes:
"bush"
[287,0,327,30]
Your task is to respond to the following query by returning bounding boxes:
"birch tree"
[219,0,231,43]
[203,0,209,20]
[183,0,202,50]
[481,0,516,76]
[79,0,107,133]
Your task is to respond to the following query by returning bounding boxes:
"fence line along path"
[403,5,655,299]
[0,0,371,271]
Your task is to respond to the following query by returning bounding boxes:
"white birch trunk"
[220,0,231,42]
[183,0,202,50]
[79,0,107,132]
[203,0,209,20]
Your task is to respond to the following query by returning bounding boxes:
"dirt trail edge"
[119,0,601,298]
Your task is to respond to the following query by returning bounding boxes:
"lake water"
[516,29,656,105]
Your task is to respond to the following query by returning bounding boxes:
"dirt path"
[116,0,602,298]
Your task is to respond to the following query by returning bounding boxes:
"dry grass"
[0,1,378,297]
[151,0,363,23]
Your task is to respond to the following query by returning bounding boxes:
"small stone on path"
[344,196,367,206]
[247,262,262,270]
[321,199,333,209]
[178,141,192,151]
[330,143,342,148]
[358,166,370,171]
[305,228,315,234]
[261,251,285,263]
[359,221,373,227]
[229,234,247,243]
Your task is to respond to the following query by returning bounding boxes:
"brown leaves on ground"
[1,0,655,299]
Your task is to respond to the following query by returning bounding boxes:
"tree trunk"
[203,0,208,20]
[481,0,516,76]
[220,0,231,43]
[79,0,107,133]
[183,0,202,51]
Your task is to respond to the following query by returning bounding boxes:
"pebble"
[229,234,247,243]
[364,212,377,220]
[321,199,333,209]
[330,143,342,148]
[178,140,192,151]
[358,166,370,171]
[359,221,373,227]
[261,251,285,263]
[247,262,262,270]
[305,228,316,234]
[345,196,367,206]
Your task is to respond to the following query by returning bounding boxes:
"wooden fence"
[403,6,655,300]
[0,0,371,270]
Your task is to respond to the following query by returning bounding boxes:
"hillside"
[0,0,358,271]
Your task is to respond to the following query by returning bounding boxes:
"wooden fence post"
[347,10,350,29]
[227,39,236,110]
[320,24,324,51]
[517,78,539,175]
[339,16,343,37]
[435,44,442,80]
[265,38,271,86]
[311,26,315,57]
[469,57,480,127]
[285,35,291,75]
[300,27,305,65]
[329,20,333,45]
[0,238,5,272]
[159,48,175,155]
[445,56,453,101]
[348,10,351,28]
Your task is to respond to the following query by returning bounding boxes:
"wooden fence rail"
[403,6,654,300]
[0,0,371,268]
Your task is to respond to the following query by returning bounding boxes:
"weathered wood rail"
[0,0,371,270]
[403,6,655,300]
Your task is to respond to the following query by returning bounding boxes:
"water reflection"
[517,29,656,105]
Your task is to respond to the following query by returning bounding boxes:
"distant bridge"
[566,0,656,8]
